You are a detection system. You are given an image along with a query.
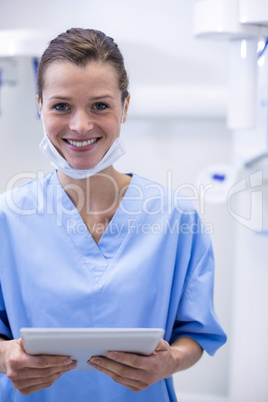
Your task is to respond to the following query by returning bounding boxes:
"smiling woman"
[0,28,226,402]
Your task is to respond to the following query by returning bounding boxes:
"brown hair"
[37,28,129,103]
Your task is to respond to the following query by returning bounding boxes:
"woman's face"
[37,61,129,170]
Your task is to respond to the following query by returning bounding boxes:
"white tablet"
[20,328,165,371]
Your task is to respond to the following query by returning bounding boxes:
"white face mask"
[39,101,127,180]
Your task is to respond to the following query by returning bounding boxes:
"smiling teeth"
[67,138,98,147]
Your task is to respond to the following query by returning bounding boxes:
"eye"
[54,103,69,111]
[93,103,108,110]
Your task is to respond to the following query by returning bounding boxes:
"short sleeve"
[170,216,227,356]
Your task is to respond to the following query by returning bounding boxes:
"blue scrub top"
[0,171,226,401]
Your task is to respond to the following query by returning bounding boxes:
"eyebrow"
[48,95,114,101]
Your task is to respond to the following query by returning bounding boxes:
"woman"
[0,28,226,401]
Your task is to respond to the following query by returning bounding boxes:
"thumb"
[154,338,167,352]
[16,338,25,352]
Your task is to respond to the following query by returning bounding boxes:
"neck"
[57,166,131,214]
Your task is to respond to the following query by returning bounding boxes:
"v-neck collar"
[49,171,142,282]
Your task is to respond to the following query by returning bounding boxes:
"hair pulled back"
[37,28,129,103]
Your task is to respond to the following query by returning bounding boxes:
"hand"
[0,338,77,395]
[87,338,180,392]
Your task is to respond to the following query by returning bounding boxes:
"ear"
[36,94,42,120]
[122,93,131,124]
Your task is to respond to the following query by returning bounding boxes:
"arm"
[0,337,77,395]
[170,336,203,372]
[87,336,203,392]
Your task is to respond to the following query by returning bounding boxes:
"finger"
[17,372,63,396]
[154,338,169,352]
[17,338,74,369]
[13,370,63,392]
[10,361,77,381]
[103,339,169,369]
[17,353,75,370]
[13,361,76,393]
[89,356,142,380]
[16,338,25,352]
[88,360,148,392]
[104,351,158,371]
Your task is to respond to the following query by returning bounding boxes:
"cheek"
[44,117,66,140]
[103,115,121,134]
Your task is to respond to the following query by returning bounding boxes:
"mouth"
[64,138,99,148]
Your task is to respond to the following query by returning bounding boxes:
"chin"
[67,158,98,170]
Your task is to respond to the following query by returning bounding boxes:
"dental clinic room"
[0,1,267,402]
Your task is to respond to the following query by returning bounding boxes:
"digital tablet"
[20,328,165,371]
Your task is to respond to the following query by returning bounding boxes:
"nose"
[68,110,94,134]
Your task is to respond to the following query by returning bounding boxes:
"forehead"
[42,61,120,96]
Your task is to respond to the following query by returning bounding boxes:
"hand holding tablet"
[20,328,165,371]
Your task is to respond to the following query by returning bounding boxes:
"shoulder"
[130,173,197,215]
[129,173,212,246]
[0,171,56,217]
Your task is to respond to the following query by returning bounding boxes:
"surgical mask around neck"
[39,105,126,179]
[39,134,126,179]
